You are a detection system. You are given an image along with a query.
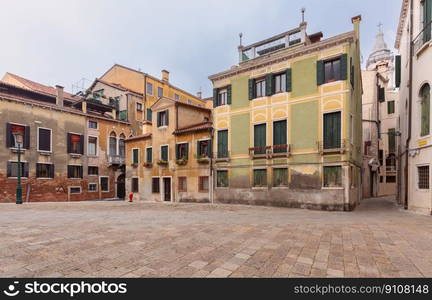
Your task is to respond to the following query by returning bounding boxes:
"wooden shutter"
[254,124,266,154]
[324,112,341,149]
[424,0,432,42]
[166,110,169,126]
[67,165,71,178]
[175,144,179,160]
[218,130,228,157]
[157,112,161,127]
[395,55,401,88]
[317,60,324,85]
[38,128,51,151]
[227,85,232,105]
[24,126,30,149]
[273,120,287,147]
[67,133,71,153]
[197,141,201,157]
[248,79,255,100]
[265,73,274,96]
[79,135,84,154]
[79,166,83,178]
[339,54,348,81]
[213,88,219,108]
[185,143,189,159]
[147,108,152,122]
[286,69,292,92]
[6,123,12,148]
[207,139,212,157]
[23,162,29,178]
[49,164,55,178]
[388,128,396,153]
[7,161,12,177]
[378,87,385,102]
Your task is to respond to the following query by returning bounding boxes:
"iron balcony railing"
[215,150,230,162]
[413,20,432,54]
[249,146,272,159]
[107,155,125,166]
[318,140,347,155]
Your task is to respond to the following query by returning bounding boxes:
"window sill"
[10,148,26,153]
[69,153,82,158]
[88,174,98,177]
[7,177,29,179]
[101,190,110,193]
[157,126,168,129]
[415,40,432,58]
[272,186,289,189]
[68,178,83,180]
[37,151,52,155]
[322,186,344,190]
[36,177,54,180]
[252,187,268,190]
[216,186,229,189]
[88,191,98,193]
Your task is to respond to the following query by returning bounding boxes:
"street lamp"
[13,132,23,205]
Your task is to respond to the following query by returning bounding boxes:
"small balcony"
[249,146,271,159]
[413,21,432,54]
[270,144,291,158]
[108,155,125,166]
[318,140,347,155]
[195,154,211,164]
[215,151,230,162]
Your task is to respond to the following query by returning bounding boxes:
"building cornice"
[395,0,409,49]
[208,31,355,82]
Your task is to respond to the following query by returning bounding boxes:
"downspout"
[209,127,214,205]
[404,0,414,210]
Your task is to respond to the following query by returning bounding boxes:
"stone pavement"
[0,197,431,278]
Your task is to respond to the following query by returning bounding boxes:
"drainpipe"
[404,0,414,210]
[209,127,214,205]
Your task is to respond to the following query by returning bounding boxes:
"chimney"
[161,70,169,83]
[351,15,362,40]
[55,85,64,107]
[197,91,202,99]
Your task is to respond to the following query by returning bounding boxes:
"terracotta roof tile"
[173,121,212,135]
[125,133,152,142]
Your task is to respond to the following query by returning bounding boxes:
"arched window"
[420,84,430,137]
[109,132,117,156]
[119,133,126,158]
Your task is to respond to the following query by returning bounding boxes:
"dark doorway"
[163,178,171,202]
[117,174,125,199]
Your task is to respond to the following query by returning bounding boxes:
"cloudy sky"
[0,0,401,97]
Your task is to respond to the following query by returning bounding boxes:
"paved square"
[1,197,431,278]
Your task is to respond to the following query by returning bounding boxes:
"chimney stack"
[197,91,202,99]
[161,70,169,83]
[55,85,64,107]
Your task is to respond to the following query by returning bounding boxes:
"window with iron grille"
[36,163,54,178]
[253,169,267,187]
[88,166,99,176]
[152,178,160,193]
[386,176,396,183]
[100,177,109,192]
[273,168,288,187]
[216,170,228,188]
[418,166,430,189]
[132,177,139,193]
[178,177,187,192]
[323,166,342,187]
[198,176,209,192]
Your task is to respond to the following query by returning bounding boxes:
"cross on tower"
[378,22,383,33]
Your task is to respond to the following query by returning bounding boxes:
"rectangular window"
[132,148,139,164]
[132,177,139,193]
[388,128,396,153]
[253,169,267,187]
[323,166,342,187]
[273,120,287,153]
[161,145,168,161]
[146,82,153,95]
[254,123,267,154]
[100,177,109,192]
[88,136,97,156]
[7,123,29,149]
[36,163,54,178]
[217,130,228,158]
[157,110,169,127]
[422,0,432,43]
[178,177,187,192]
[176,143,188,160]
[216,170,228,188]
[88,183,98,192]
[198,140,210,158]
[174,93,180,100]
[68,133,84,154]
[146,147,152,163]
[199,176,209,192]
[146,108,152,122]
[88,120,98,129]
[418,166,430,189]
[254,78,266,98]
[152,178,160,193]
[7,162,29,178]
[158,87,163,98]
[68,165,83,179]
[136,102,143,111]
[421,85,430,137]
[69,187,81,194]
[273,168,288,187]
[88,166,99,176]
[274,73,287,93]
[218,89,227,106]
[387,101,395,114]
[324,58,341,83]
[37,128,52,152]
[323,112,341,149]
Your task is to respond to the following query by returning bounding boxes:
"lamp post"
[13,132,23,205]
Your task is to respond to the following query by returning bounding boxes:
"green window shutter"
[197,140,200,157]
[175,144,179,160]
[395,55,401,88]
[207,139,212,157]
[324,112,341,149]
[218,130,228,158]
[339,54,348,81]
[166,110,169,126]
[254,124,266,154]
[185,143,189,160]
[265,73,274,96]
[388,128,396,153]
[248,79,255,100]
[133,149,139,164]
[317,60,324,85]
[147,108,152,122]
[213,88,219,108]
[424,0,432,42]
[286,69,292,92]
[421,85,431,136]
[378,87,386,102]
[157,112,161,127]
[273,120,287,153]
[227,85,232,105]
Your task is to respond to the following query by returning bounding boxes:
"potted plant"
[157,159,168,165]
[176,158,188,165]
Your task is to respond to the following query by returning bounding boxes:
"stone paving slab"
[0,197,431,278]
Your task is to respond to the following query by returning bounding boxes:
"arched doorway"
[117,174,125,199]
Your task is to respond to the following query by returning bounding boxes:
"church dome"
[366,27,394,70]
